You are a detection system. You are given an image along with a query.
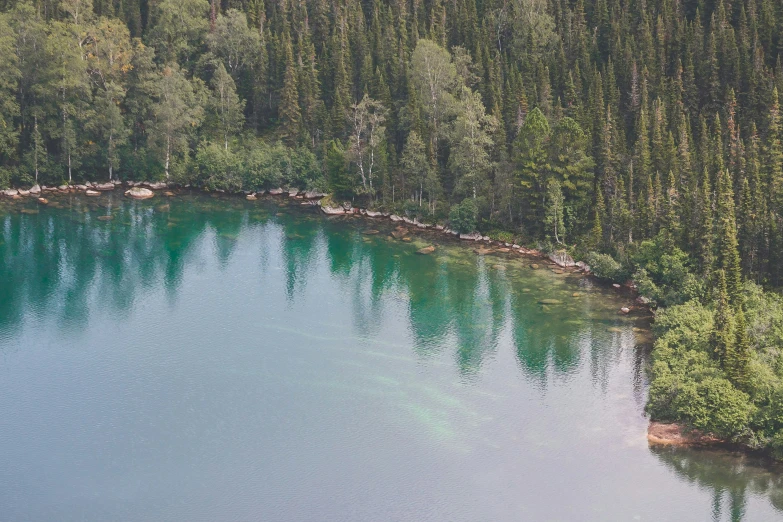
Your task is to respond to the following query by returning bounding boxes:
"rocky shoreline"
[4,180,725,453]
[1,180,651,306]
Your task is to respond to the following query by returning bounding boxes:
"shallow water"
[0,192,781,521]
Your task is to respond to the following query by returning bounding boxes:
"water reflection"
[651,445,783,521]
[1,192,781,518]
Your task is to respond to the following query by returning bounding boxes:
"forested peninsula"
[1,0,783,455]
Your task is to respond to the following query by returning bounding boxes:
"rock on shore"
[125,187,154,200]
[647,421,720,446]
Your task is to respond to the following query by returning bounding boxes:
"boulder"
[459,232,482,241]
[549,249,576,268]
[320,205,345,215]
[304,191,326,199]
[125,187,154,200]
[286,188,301,196]
[268,188,284,195]
[636,296,651,305]
[619,307,631,314]
[416,245,436,255]
[58,185,69,191]
[37,197,49,205]
[29,184,41,195]
[612,283,621,289]
[647,421,720,446]
[75,184,88,191]
[95,182,115,191]
[246,194,257,201]
[365,210,383,218]
[3,189,18,196]
[148,182,167,190]
[18,189,30,196]
[529,264,541,270]
[85,189,101,196]
[389,214,403,222]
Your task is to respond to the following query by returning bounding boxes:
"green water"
[0,192,781,521]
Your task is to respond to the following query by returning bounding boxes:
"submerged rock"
[97,215,113,221]
[37,197,49,205]
[537,299,563,305]
[85,189,101,196]
[363,229,380,235]
[416,245,436,255]
[390,228,407,239]
[246,194,257,201]
[125,187,154,200]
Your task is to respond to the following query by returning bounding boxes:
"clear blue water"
[0,192,781,521]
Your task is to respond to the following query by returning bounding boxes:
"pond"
[0,192,781,521]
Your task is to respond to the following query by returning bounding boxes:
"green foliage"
[630,236,703,307]
[449,198,478,233]
[584,251,624,283]
[647,301,755,440]
[194,141,243,192]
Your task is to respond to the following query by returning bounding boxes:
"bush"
[629,236,703,306]
[449,198,478,233]
[584,251,624,282]
[194,142,243,192]
[489,230,516,243]
[244,141,289,189]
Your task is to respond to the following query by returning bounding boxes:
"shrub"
[584,251,624,282]
[195,142,243,192]
[449,198,478,233]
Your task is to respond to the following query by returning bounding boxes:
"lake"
[1,192,782,521]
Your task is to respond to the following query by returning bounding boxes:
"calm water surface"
[1,193,782,521]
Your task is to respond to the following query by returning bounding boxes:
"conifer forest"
[2,0,783,455]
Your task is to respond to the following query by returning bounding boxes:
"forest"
[0,0,783,454]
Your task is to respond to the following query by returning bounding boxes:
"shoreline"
[5,180,737,454]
